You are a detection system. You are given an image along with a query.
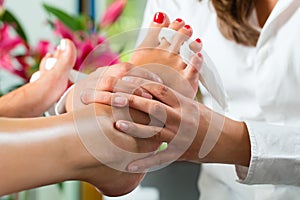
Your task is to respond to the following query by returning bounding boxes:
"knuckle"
[156,84,169,97]
[151,103,165,116]
[80,92,91,103]
[100,93,111,103]
[99,76,117,91]
[127,94,136,104]
[119,62,133,74]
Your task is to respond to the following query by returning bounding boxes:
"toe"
[168,24,193,53]
[184,53,203,92]
[52,39,77,75]
[139,12,170,48]
[189,38,203,53]
[159,18,186,48]
[39,53,53,73]
[37,39,76,82]
[169,18,185,31]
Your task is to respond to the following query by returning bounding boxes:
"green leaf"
[43,3,85,31]
[0,10,28,42]
[57,182,64,191]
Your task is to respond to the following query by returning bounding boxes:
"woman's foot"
[73,12,203,196]
[130,12,203,98]
[0,39,76,118]
[30,39,76,112]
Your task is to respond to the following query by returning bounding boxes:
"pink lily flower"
[101,0,127,27]
[0,24,28,80]
[0,0,4,8]
[35,40,52,59]
[53,20,75,41]
[53,20,119,72]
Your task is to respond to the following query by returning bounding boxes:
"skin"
[255,0,278,27]
[0,107,162,196]
[0,39,76,118]
[84,1,280,172]
[0,12,202,196]
[66,13,203,195]
[89,80,250,172]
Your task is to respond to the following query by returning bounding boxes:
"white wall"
[1,0,77,92]
[5,0,77,45]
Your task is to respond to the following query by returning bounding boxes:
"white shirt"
[141,0,300,199]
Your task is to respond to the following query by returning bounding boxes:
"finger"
[110,93,180,124]
[116,120,174,142]
[126,68,163,83]
[127,150,176,173]
[95,76,152,99]
[121,77,181,108]
[81,90,130,107]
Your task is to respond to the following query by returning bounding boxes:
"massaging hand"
[80,76,250,172]
[65,62,163,112]
[80,76,210,172]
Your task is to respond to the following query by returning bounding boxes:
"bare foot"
[130,12,203,98]
[0,39,76,118]
[30,39,76,111]
[72,13,203,196]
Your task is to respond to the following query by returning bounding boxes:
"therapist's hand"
[81,77,202,169]
[81,77,251,172]
[65,62,162,112]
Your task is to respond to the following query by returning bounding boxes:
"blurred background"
[0,0,200,199]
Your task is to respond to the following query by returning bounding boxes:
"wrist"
[181,103,251,167]
[197,107,251,166]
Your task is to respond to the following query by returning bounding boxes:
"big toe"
[138,12,170,48]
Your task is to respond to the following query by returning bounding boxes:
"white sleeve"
[54,85,75,115]
[235,121,300,186]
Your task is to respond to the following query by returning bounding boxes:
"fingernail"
[153,12,165,24]
[58,39,67,51]
[176,18,183,23]
[153,75,163,83]
[113,96,128,107]
[45,58,57,70]
[195,38,202,43]
[197,53,202,58]
[117,121,129,131]
[184,25,191,30]
[128,165,139,172]
[122,76,134,82]
[142,92,152,99]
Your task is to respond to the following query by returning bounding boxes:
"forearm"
[0,113,92,195]
[186,104,251,167]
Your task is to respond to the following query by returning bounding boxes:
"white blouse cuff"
[55,85,75,115]
[235,121,259,184]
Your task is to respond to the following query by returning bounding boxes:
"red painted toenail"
[198,53,203,57]
[153,12,165,24]
[176,18,183,23]
[195,38,202,43]
[184,25,191,30]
